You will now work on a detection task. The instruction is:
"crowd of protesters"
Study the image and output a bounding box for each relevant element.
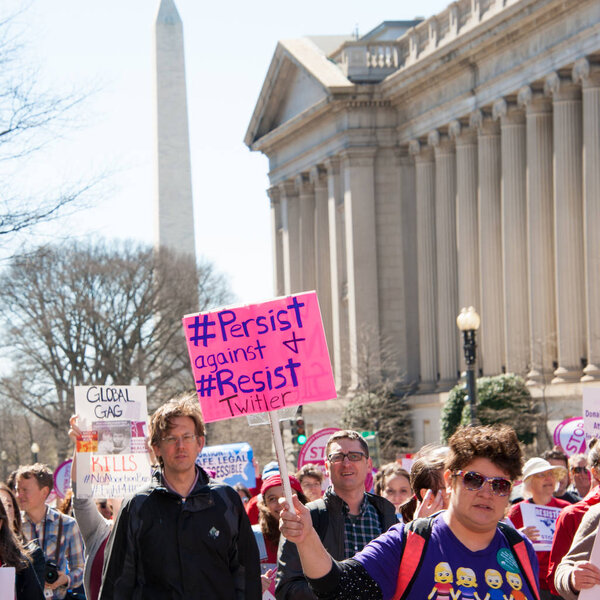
[2,402,600,600]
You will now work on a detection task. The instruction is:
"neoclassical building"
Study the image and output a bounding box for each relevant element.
[245,0,600,449]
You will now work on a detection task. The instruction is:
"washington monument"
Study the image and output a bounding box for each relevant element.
[154,0,196,260]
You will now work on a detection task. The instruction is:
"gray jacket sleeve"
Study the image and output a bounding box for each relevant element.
[554,503,600,600]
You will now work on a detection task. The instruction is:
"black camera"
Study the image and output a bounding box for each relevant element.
[44,560,59,584]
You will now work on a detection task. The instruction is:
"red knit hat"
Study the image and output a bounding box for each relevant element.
[260,474,303,496]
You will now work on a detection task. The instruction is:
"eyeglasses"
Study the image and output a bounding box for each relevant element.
[327,451,367,463]
[161,433,198,446]
[454,470,512,497]
[572,466,589,474]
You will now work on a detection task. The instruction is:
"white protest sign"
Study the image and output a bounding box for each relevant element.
[0,567,15,600]
[196,442,256,488]
[583,387,600,442]
[74,385,152,499]
[520,503,563,551]
[580,525,600,600]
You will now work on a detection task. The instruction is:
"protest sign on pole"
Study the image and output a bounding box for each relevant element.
[583,388,600,442]
[519,503,563,551]
[182,292,336,422]
[183,292,336,508]
[196,442,256,488]
[74,385,152,499]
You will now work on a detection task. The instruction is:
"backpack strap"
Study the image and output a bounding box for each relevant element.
[497,521,541,600]
[391,516,435,600]
[54,514,63,565]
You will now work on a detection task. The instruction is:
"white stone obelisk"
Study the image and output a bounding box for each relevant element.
[154,0,196,260]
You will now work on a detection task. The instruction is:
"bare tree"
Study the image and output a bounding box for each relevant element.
[0,241,232,460]
[342,329,415,460]
[0,5,97,242]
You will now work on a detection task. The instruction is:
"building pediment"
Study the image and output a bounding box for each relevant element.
[245,38,355,149]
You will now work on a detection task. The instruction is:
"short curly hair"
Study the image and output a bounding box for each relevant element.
[445,425,523,481]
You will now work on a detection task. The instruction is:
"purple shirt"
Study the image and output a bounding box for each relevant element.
[353,515,539,600]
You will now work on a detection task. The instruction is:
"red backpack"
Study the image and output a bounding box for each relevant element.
[391,517,540,600]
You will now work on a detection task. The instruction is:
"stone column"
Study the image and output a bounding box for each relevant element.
[310,166,333,356]
[545,72,585,383]
[471,109,505,376]
[325,157,349,391]
[341,148,380,389]
[296,174,316,293]
[573,59,600,381]
[410,140,438,391]
[518,86,557,384]
[279,180,300,295]
[429,130,459,388]
[449,121,480,315]
[493,99,530,376]
[267,186,284,297]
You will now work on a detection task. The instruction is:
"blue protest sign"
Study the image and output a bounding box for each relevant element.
[196,442,256,488]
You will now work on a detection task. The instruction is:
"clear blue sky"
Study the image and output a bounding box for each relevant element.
[4,0,450,304]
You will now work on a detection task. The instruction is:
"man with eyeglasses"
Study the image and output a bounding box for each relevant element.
[100,394,261,599]
[568,454,592,499]
[276,430,396,599]
[279,425,540,600]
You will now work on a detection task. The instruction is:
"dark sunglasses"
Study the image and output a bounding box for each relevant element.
[454,470,512,497]
[327,451,367,463]
[572,466,589,474]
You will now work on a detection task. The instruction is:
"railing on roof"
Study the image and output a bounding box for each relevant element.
[330,0,513,82]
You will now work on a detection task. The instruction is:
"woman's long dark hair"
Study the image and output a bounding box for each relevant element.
[0,482,23,536]
[0,493,30,572]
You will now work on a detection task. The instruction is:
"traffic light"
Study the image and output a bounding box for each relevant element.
[296,416,307,445]
[291,408,307,445]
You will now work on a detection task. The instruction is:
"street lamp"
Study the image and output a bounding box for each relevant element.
[30,442,40,463]
[457,306,481,424]
[0,450,7,481]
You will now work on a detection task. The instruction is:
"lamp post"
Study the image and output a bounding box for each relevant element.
[0,450,7,481]
[457,306,481,424]
[30,442,40,463]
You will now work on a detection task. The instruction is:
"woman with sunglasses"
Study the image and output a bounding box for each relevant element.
[279,424,540,600]
[507,457,570,599]
[0,492,44,599]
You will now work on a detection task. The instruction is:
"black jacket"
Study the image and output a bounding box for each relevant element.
[15,561,44,600]
[275,490,396,599]
[99,466,261,600]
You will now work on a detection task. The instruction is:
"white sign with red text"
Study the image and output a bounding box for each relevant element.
[74,385,152,499]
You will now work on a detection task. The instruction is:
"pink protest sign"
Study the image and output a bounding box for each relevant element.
[554,417,586,456]
[183,292,336,422]
[53,459,73,499]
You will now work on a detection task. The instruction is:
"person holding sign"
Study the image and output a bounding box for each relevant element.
[278,425,540,600]
[507,457,570,598]
[276,430,397,599]
[99,394,261,600]
[0,497,44,599]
